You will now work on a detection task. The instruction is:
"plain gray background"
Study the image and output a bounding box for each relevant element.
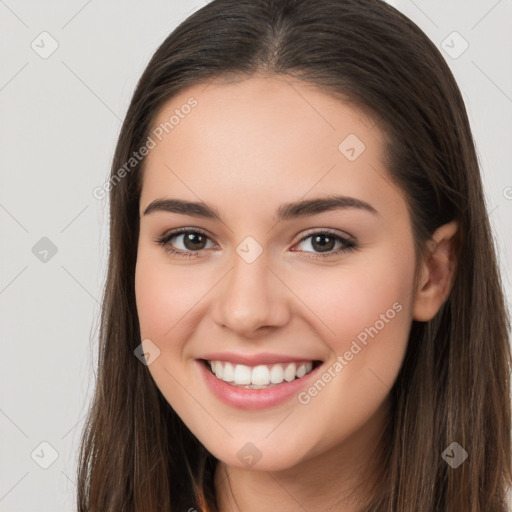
[1,0,511,510]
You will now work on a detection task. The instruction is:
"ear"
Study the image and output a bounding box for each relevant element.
[412,220,459,322]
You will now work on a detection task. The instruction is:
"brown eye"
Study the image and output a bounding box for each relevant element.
[182,232,207,251]
[293,230,358,258]
[155,229,215,257]
[310,234,336,252]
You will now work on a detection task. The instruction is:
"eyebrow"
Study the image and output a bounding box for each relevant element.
[142,195,378,221]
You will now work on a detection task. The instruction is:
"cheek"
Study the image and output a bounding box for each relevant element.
[291,243,415,345]
[135,257,171,340]
[135,248,208,342]
[287,243,415,417]
[134,248,204,404]
[287,259,414,458]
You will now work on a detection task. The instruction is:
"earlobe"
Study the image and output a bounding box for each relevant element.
[412,220,459,322]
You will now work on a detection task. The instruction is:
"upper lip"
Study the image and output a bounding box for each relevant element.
[199,352,321,366]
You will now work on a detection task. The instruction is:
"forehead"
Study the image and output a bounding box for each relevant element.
[140,75,404,221]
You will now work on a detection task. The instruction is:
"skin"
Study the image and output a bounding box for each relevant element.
[135,74,458,512]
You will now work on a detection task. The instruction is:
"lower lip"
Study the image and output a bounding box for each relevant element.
[197,360,322,410]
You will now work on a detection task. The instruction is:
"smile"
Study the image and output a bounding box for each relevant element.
[205,360,320,388]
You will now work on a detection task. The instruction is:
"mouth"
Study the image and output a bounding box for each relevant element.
[200,359,323,389]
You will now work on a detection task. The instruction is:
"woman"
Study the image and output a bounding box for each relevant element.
[77,0,512,510]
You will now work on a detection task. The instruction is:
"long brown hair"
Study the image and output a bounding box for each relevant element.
[77,0,512,510]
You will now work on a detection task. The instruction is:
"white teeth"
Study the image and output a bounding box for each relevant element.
[296,363,307,379]
[222,362,234,382]
[233,364,252,385]
[284,363,296,382]
[207,360,317,387]
[270,364,284,384]
[212,361,223,379]
[251,365,271,386]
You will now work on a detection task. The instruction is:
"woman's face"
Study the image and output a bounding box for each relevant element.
[135,75,417,472]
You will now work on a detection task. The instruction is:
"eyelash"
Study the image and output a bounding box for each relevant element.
[154,227,358,259]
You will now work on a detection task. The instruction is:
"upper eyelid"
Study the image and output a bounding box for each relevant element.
[159,227,216,245]
[296,227,355,242]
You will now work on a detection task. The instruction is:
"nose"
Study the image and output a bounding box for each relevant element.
[213,249,291,337]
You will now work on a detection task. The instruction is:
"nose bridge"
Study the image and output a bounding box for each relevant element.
[215,240,289,334]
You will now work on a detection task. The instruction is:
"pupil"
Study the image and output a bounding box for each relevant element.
[184,233,206,250]
[312,234,334,252]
